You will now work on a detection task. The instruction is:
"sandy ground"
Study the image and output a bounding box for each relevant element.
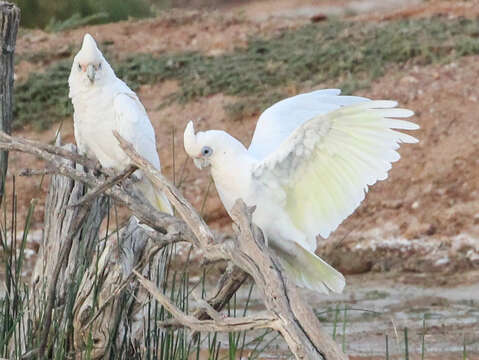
[6,0,479,358]
[223,271,479,359]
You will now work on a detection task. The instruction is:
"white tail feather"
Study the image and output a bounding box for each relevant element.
[272,242,345,294]
[136,177,173,215]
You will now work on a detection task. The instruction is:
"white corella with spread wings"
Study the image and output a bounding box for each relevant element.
[184,89,418,294]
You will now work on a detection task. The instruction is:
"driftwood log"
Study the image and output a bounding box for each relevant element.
[1,130,347,360]
[0,2,19,199]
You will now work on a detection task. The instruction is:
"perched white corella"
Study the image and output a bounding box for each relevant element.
[184,89,418,294]
[68,34,172,214]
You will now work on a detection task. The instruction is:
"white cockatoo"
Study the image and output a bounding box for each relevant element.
[184,89,418,294]
[68,34,172,214]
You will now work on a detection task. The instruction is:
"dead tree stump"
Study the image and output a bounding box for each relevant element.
[0,2,19,199]
[32,142,172,359]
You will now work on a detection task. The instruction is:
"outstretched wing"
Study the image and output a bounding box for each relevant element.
[114,93,161,169]
[248,89,368,160]
[252,100,418,240]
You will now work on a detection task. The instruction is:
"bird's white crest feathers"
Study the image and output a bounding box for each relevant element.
[80,33,100,60]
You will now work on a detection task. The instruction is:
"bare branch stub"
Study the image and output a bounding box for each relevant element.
[195,263,249,320]
[69,164,137,207]
[18,167,57,176]
[134,270,278,333]
[0,2,20,199]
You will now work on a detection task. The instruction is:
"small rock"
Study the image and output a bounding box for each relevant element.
[310,13,328,23]
[56,44,71,57]
[25,33,48,43]
[425,224,437,236]
[400,75,418,84]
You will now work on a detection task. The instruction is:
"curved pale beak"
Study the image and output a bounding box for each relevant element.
[86,64,96,83]
[193,157,208,169]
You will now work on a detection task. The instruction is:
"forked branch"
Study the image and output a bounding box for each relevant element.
[0,130,347,359]
[114,132,347,360]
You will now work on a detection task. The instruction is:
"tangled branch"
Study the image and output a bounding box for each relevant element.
[0,130,347,360]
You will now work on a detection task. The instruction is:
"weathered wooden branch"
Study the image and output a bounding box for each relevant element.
[0,132,246,328]
[0,131,189,235]
[229,202,347,360]
[114,132,347,360]
[72,217,151,359]
[18,167,57,176]
[0,2,19,199]
[31,143,187,359]
[135,270,279,333]
[69,164,137,207]
[31,142,110,358]
[2,130,347,359]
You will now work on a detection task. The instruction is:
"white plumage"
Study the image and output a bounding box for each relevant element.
[184,89,419,294]
[69,34,172,214]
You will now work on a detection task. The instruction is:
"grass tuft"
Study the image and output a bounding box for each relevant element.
[404,327,409,360]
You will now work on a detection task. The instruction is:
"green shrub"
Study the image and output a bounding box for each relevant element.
[14,0,152,29]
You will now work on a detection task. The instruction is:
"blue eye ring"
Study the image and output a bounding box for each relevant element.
[201,146,213,157]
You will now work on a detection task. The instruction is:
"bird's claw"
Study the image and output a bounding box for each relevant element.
[93,164,103,177]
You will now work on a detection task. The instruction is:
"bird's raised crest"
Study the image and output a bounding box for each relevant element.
[183,121,198,156]
[79,33,100,60]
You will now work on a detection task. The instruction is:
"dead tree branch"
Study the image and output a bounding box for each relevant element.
[69,164,137,208]
[0,131,191,236]
[0,131,244,326]
[2,130,347,359]
[114,132,347,360]
[0,2,20,199]
[135,270,278,333]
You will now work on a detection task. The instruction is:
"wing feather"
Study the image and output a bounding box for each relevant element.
[114,93,161,170]
[253,99,418,240]
[248,89,369,160]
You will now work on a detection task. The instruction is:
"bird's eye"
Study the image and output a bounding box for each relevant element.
[201,146,213,157]
[77,63,82,71]
[98,62,102,70]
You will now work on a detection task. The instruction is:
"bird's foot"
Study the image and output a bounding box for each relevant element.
[93,163,103,177]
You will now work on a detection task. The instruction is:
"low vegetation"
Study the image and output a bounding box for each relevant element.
[14,17,479,130]
[15,0,152,29]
